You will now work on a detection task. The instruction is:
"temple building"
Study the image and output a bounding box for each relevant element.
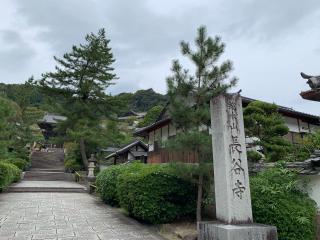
[37,113,67,140]
[135,97,320,163]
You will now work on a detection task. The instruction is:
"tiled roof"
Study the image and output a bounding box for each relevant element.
[40,113,67,124]
[135,95,320,136]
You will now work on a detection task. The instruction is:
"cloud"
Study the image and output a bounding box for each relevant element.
[218,0,320,41]
[1,0,320,115]
[0,29,35,71]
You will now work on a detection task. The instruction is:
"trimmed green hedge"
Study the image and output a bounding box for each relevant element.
[96,164,126,206]
[251,167,317,240]
[97,162,316,236]
[96,163,197,224]
[3,157,29,170]
[0,162,21,191]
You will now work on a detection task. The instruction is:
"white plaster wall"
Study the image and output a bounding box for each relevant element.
[155,128,161,142]
[148,131,154,151]
[300,175,320,208]
[127,152,134,160]
[162,125,168,141]
[169,123,176,136]
[137,146,145,151]
[299,120,310,133]
[283,116,300,132]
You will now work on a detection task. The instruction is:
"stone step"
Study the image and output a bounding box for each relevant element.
[24,171,74,181]
[29,168,65,172]
[30,150,65,170]
[7,187,86,193]
[7,181,87,193]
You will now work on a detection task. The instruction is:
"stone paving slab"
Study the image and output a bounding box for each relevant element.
[0,192,164,240]
[8,181,87,193]
[9,181,85,188]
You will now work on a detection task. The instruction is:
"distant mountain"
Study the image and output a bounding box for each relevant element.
[118,88,167,112]
[0,83,167,114]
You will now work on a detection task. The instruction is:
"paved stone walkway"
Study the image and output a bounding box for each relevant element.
[8,181,87,193]
[0,192,164,240]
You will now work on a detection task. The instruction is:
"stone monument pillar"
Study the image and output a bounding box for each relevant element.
[198,93,277,240]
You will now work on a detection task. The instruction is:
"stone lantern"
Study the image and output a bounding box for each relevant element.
[87,154,97,181]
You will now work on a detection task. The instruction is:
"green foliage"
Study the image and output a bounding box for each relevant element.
[96,165,126,206]
[103,120,132,146]
[32,28,117,166]
[115,89,167,114]
[247,150,262,162]
[166,131,212,163]
[0,97,32,157]
[117,164,197,224]
[138,105,163,127]
[129,89,167,112]
[23,106,45,126]
[289,131,320,161]
[166,26,237,221]
[96,163,197,224]
[0,83,45,110]
[244,101,291,161]
[3,158,29,170]
[251,167,316,240]
[0,162,21,191]
[63,142,84,172]
[1,81,168,119]
[166,25,236,161]
[64,159,83,172]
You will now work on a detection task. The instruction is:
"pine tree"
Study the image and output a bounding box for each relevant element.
[34,28,117,168]
[243,101,290,161]
[166,26,237,222]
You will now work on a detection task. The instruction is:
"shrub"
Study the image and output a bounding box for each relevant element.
[3,157,29,170]
[247,150,262,162]
[0,162,21,191]
[96,165,123,205]
[251,166,316,240]
[117,164,197,224]
[63,142,83,172]
[96,163,144,206]
[64,158,83,172]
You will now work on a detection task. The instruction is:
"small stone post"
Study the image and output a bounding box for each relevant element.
[198,93,277,240]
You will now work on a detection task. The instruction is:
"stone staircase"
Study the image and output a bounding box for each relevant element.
[29,150,65,170]
[23,149,73,181]
[8,148,86,192]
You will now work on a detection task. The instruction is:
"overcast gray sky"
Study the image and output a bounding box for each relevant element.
[1,0,320,114]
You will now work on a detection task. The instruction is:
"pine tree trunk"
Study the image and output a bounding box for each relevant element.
[79,138,88,169]
[197,173,204,223]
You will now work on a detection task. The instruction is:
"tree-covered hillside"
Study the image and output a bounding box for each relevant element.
[0,83,167,114]
[115,88,167,113]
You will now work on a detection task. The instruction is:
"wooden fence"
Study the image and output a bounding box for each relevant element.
[148,149,198,164]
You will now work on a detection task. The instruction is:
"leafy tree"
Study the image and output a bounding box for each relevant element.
[113,89,167,115]
[166,26,237,222]
[0,97,15,154]
[251,165,316,240]
[0,82,46,110]
[33,28,117,168]
[23,106,45,126]
[243,101,290,161]
[0,97,31,159]
[288,130,320,162]
[129,89,167,112]
[138,105,163,127]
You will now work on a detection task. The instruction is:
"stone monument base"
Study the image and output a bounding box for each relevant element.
[198,221,278,240]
